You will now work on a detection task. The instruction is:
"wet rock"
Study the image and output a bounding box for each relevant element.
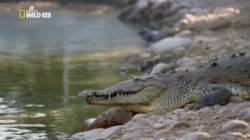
[218,120,248,133]
[169,121,191,130]
[231,102,250,114]
[139,28,161,42]
[180,111,198,120]
[180,132,211,140]
[150,37,192,54]
[151,123,165,130]
[239,107,250,122]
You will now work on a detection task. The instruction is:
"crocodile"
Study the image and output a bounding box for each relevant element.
[79,52,250,130]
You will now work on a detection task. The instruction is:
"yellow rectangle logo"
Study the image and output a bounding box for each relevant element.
[19,10,26,19]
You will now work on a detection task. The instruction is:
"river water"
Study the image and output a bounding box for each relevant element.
[0,6,143,139]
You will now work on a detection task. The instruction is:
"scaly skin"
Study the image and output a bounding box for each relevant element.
[79,53,250,130]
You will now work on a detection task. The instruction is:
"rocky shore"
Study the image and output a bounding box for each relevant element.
[67,0,250,139]
[71,101,250,139]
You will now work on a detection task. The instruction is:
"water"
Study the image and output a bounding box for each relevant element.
[0,6,143,139]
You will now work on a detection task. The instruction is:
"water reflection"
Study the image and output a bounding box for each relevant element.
[0,6,142,139]
[63,43,69,107]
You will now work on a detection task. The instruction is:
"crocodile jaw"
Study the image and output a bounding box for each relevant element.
[79,78,166,107]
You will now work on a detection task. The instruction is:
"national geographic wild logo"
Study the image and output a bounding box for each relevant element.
[19,6,51,19]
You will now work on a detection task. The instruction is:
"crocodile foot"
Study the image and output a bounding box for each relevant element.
[81,108,134,131]
[190,84,232,110]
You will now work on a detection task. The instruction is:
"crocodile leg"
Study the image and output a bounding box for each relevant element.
[82,108,134,131]
[191,84,232,110]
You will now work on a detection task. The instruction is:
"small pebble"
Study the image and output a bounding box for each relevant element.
[218,120,249,133]
[121,133,141,140]
[169,121,191,130]
[217,108,230,118]
[230,96,246,103]
[164,119,178,126]
[151,123,165,130]
[180,132,211,140]
[132,118,150,129]
[219,133,237,140]
[132,114,148,121]
[239,107,250,122]
[180,111,198,120]
[154,129,169,139]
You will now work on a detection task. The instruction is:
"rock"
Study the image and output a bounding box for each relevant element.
[197,107,212,114]
[150,37,192,54]
[69,128,103,140]
[175,30,192,37]
[70,126,125,140]
[151,123,165,130]
[239,107,250,122]
[150,63,172,75]
[147,115,164,123]
[101,125,126,138]
[193,35,219,44]
[172,109,185,116]
[81,118,96,131]
[176,57,195,67]
[154,129,169,139]
[132,114,148,121]
[217,108,231,118]
[169,121,191,130]
[125,51,152,66]
[180,111,198,120]
[231,102,250,114]
[121,133,141,140]
[219,133,237,140]
[164,119,178,126]
[230,96,246,103]
[218,120,249,133]
[124,120,134,129]
[132,118,150,129]
[180,132,211,140]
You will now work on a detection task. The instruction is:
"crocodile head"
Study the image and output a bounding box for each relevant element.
[79,76,167,112]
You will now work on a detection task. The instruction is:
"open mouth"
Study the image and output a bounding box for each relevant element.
[86,88,144,100]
